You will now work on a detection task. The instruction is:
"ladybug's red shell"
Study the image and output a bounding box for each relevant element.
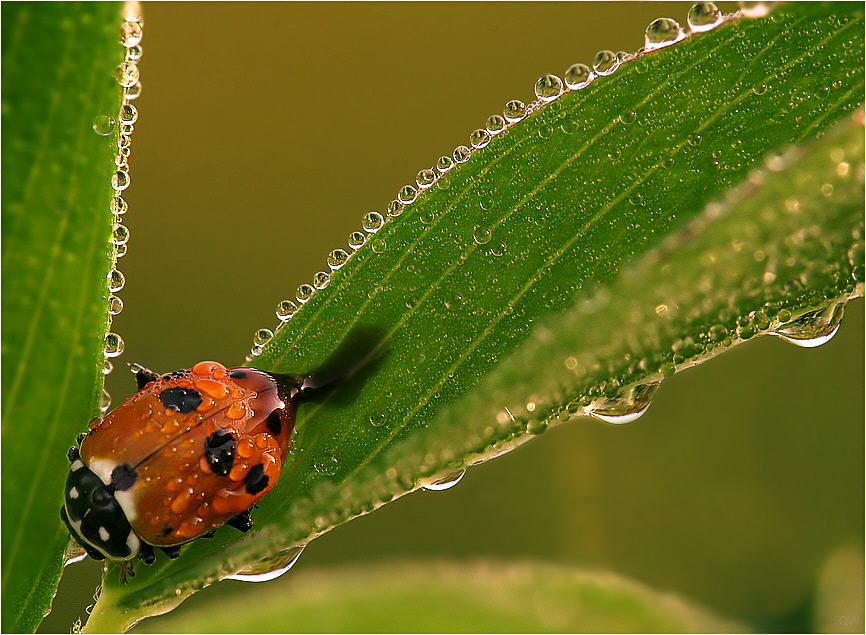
[79,361,293,547]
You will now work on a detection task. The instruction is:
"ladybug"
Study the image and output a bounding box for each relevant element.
[61,361,317,570]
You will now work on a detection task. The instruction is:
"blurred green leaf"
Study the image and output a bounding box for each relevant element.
[85,4,864,631]
[813,548,865,634]
[136,560,748,634]
[1,2,124,632]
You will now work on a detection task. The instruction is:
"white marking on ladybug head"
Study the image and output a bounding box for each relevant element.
[98,526,110,542]
[69,487,79,499]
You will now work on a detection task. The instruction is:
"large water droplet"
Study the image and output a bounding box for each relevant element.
[120,20,143,47]
[107,268,125,292]
[111,170,130,191]
[688,2,722,32]
[416,169,436,189]
[470,129,491,148]
[423,469,466,491]
[115,61,140,88]
[398,185,418,205]
[486,115,506,134]
[453,145,471,163]
[348,231,367,250]
[107,295,123,315]
[92,114,115,136]
[772,302,846,347]
[327,248,349,270]
[362,212,384,233]
[110,196,127,215]
[227,545,306,582]
[276,299,298,321]
[63,539,88,568]
[104,332,124,357]
[534,75,563,101]
[436,156,454,173]
[564,63,593,89]
[644,18,684,50]
[296,284,314,303]
[589,382,660,424]
[473,226,492,245]
[593,50,619,76]
[313,271,330,289]
[503,100,526,123]
[369,411,386,427]
[118,103,138,125]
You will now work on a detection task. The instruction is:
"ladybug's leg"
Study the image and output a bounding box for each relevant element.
[67,446,80,462]
[119,561,135,584]
[76,432,86,444]
[132,365,159,390]
[138,542,155,565]
[226,510,253,533]
[160,545,181,559]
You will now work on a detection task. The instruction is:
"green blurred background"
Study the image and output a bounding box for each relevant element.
[39,3,863,632]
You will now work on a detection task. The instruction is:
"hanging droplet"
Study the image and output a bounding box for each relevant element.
[227,545,306,583]
[99,389,112,414]
[470,129,491,148]
[296,284,314,303]
[252,329,273,347]
[112,224,130,245]
[772,302,846,347]
[416,169,436,189]
[564,63,593,89]
[92,114,115,136]
[423,469,466,491]
[486,114,506,134]
[276,299,298,320]
[111,170,130,191]
[593,50,619,76]
[688,2,722,32]
[348,231,367,250]
[102,360,114,375]
[453,145,472,163]
[503,100,526,122]
[104,332,125,358]
[118,103,138,125]
[125,44,143,62]
[436,156,454,173]
[387,200,405,217]
[398,185,418,205]
[589,382,660,424]
[120,20,143,47]
[362,211,384,233]
[327,248,349,270]
[107,268,125,292]
[313,271,330,289]
[107,295,123,315]
[109,196,128,215]
[534,74,563,101]
[125,81,142,100]
[644,18,684,50]
[115,61,140,87]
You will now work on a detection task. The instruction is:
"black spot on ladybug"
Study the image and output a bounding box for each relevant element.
[244,463,269,494]
[158,387,202,413]
[228,369,247,379]
[161,527,173,537]
[265,410,282,435]
[110,464,138,491]
[165,369,191,380]
[204,429,236,476]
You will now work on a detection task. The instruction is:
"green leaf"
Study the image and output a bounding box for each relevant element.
[88,3,864,630]
[136,561,747,634]
[1,3,124,632]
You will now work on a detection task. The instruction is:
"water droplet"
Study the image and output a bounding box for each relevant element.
[118,103,137,125]
[327,248,349,270]
[125,81,141,100]
[109,196,127,215]
[227,545,306,583]
[688,2,722,32]
[590,382,660,424]
[644,18,684,50]
[103,360,113,375]
[453,145,471,163]
[593,50,619,76]
[296,284,314,303]
[688,133,702,146]
[115,61,139,88]
[313,271,330,289]
[772,302,846,347]
[423,469,466,491]
[416,169,436,188]
[99,389,112,414]
[371,239,386,253]
[607,148,621,162]
[104,332,124,357]
[486,114,506,134]
[348,231,367,250]
[276,299,298,320]
[111,170,130,191]
[534,74,563,101]
[314,455,338,476]
[120,20,142,47]
[125,44,142,62]
[740,1,772,18]
[560,120,578,134]
[398,185,418,205]
[387,200,404,217]
[363,211,384,233]
[107,295,123,315]
[538,125,553,139]
[470,129,491,148]
[63,540,88,568]
[503,100,526,123]
[112,224,130,245]
[752,81,767,95]
[564,63,593,89]
[253,329,273,346]
[369,411,386,427]
[92,114,115,135]
[473,226,492,245]
[436,156,454,173]
[114,243,127,258]
[619,110,637,125]
[107,268,125,292]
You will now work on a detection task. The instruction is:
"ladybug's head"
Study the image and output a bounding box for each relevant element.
[60,458,140,561]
